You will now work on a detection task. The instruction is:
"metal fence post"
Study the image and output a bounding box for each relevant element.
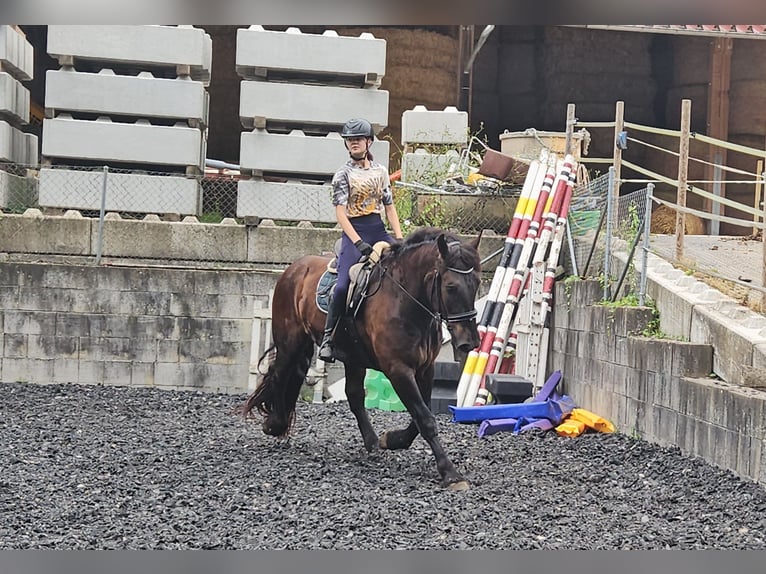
[639,183,654,306]
[95,165,108,265]
[604,166,615,301]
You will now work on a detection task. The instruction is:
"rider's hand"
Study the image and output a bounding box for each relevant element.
[354,239,373,257]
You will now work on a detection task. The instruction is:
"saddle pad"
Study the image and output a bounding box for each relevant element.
[315,269,336,314]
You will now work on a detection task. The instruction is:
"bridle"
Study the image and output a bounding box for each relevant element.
[379,241,478,326]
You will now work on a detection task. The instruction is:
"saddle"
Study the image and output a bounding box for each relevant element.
[316,238,390,316]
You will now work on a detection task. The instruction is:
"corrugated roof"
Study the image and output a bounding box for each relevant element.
[574,25,766,39]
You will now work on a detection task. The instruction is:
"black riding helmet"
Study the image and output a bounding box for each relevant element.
[341,118,375,140]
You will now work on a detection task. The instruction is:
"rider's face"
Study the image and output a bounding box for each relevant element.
[345,137,368,158]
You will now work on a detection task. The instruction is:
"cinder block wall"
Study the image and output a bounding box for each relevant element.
[0,261,280,394]
[549,278,766,485]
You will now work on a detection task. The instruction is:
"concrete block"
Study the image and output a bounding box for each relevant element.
[1,357,53,383]
[94,216,247,261]
[39,168,199,215]
[401,149,461,185]
[0,120,36,164]
[42,117,202,167]
[239,81,388,131]
[2,310,56,336]
[103,360,133,387]
[0,72,30,124]
[46,69,207,122]
[52,357,79,383]
[0,26,34,81]
[401,106,468,145]
[157,339,179,363]
[47,25,212,84]
[0,169,37,210]
[247,223,338,264]
[239,130,389,175]
[154,361,249,392]
[237,179,336,223]
[236,26,385,86]
[27,334,78,359]
[78,360,105,384]
[671,340,713,378]
[0,211,91,255]
[131,362,155,387]
[691,303,766,386]
[3,332,27,357]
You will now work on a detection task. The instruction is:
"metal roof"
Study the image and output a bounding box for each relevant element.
[573,25,766,39]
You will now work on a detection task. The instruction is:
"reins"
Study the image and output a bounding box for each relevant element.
[375,241,478,326]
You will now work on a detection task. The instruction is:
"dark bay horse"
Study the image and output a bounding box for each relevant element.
[242,227,482,490]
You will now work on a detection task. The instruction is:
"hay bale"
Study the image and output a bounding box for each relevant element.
[731,39,766,81]
[671,36,711,86]
[664,85,708,132]
[650,204,705,234]
[729,79,766,136]
[544,73,657,105]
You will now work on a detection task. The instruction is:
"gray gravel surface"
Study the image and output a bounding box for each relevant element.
[2,382,766,550]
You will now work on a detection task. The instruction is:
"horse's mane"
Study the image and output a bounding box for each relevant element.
[385,227,479,270]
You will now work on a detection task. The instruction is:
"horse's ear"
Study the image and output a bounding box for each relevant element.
[469,230,483,250]
[437,233,450,259]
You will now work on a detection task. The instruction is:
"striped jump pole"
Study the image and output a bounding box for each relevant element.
[455,151,549,408]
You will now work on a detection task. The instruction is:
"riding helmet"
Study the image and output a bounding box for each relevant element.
[341,118,375,140]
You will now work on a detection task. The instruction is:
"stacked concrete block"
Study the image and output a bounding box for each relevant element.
[39,25,212,216]
[0,25,37,209]
[236,26,389,223]
[400,105,468,185]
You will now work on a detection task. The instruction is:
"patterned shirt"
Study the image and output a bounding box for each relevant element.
[331,159,393,218]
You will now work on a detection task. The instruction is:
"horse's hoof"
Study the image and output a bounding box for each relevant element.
[379,433,388,450]
[446,480,470,492]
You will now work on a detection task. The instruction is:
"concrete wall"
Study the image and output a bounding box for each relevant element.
[0,209,503,266]
[550,278,766,485]
[0,260,279,394]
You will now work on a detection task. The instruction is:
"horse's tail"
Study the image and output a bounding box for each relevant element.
[241,344,278,418]
[240,339,313,438]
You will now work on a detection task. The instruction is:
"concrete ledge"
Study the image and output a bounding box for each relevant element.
[39,168,200,215]
[0,210,91,255]
[0,120,37,165]
[96,215,248,262]
[42,117,202,167]
[237,179,336,223]
[239,81,388,131]
[247,221,338,263]
[46,69,207,122]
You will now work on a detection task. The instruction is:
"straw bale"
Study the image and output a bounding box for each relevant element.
[671,36,711,86]
[729,80,766,136]
[382,65,456,104]
[731,39,766,81]
[650,204,705,235]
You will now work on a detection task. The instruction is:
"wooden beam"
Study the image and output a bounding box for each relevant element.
[704,37,733,233]
[677,99,691,261]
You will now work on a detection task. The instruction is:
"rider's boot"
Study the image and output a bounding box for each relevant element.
[318,295,344,363]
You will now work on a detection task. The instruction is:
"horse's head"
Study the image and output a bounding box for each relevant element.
[435,231,483,364]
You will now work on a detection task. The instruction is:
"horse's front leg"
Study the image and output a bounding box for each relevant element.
[344,363,379,452]
[385,365,469,491]
[379,363,434,451]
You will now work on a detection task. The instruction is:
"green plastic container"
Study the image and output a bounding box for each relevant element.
[364,369,406,412]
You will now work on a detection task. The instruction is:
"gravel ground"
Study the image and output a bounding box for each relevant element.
[2,381,766,550]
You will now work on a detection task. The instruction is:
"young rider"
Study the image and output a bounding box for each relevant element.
[317,118,404,363]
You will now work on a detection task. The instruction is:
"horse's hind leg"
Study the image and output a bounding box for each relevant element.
[344,363,379,452]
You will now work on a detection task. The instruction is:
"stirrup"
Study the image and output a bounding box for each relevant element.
[318,340,335,363]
